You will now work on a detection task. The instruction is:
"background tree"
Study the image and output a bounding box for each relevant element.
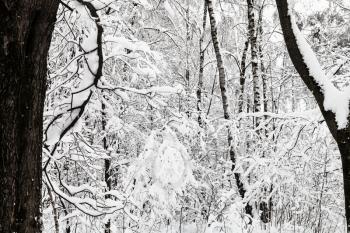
[40,0,350,232]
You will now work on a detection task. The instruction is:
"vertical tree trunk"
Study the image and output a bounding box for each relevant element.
[197,0,208,127]
[0,1,59,232]
[185,0,191,117]
[275,1,350,231]
[257,5,267,114]
[45,182,59,233]
[206,0,253,218]
[238,38,249,114]
[206,0,229,119]
[102,99,112,233]
[257,3,272,224]
[247,0,261,125]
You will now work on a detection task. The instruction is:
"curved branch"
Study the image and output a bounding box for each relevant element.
[276,0,350,230]
[275,0,349,138]
[44,0,107,218]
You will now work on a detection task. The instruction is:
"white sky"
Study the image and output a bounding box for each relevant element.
[293,0,329,15]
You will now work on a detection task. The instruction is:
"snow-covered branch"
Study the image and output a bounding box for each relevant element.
[276,0,350,133]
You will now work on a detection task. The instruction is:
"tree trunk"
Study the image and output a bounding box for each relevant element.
[238,38,249,114]
[257,5,267,115]
[184,0,191,117]
[102,98,112,233]
[257,3,272,224]
[197,0,208,127]
[247,0,261,126]
[45,182,59,233]
[206,0,253,219]
[275,1,350,231]
[0,1,58,232]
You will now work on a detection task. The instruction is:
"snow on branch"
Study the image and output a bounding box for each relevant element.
[283,2,350,129]
[44,0,108,217]
[287,7,350,129]
[44,0,103,151]
[276,0,350,130]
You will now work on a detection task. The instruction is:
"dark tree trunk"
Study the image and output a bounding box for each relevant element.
[257,5,267,115]
[275,1,350,231]
[0,0,58,232]
[247,0,260,124]
[238,38,249,114]
[102,99,111,233]
[197,0,207,127]
[184,0,191,118]
[257,3,272,224]
[206,0,253,219]
[206,0,229,119]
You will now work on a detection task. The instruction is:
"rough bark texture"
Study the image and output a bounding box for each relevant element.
[247,0,261,121]
[185,0,191,118]
[197,0,208,127]
[257,5,267,114]
[206,0,253,218]
[276,0,350,231]
[206,0,229,119]
[0,0,59,232]
[238,38,249,114]
[257,3,272,223]
[101,96,111,233]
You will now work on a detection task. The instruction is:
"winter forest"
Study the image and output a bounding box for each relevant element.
[1,0,350,232]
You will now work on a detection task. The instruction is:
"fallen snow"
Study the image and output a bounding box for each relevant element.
[125,128,195,211]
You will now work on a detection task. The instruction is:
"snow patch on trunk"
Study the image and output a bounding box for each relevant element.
[288,5,350,129]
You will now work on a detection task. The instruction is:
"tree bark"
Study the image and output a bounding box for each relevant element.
[275,0,350,231]
[0,1,58,232]
[102,98,111,233]
[247,0,261,126]
[257,4,267,114]
[206,0,229,120]
[257,3,272,223]
[206,0,253,219]
[45,182,59,233]
[238,38,249,114]
[184,0,191,117]
[197,0,208,127]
